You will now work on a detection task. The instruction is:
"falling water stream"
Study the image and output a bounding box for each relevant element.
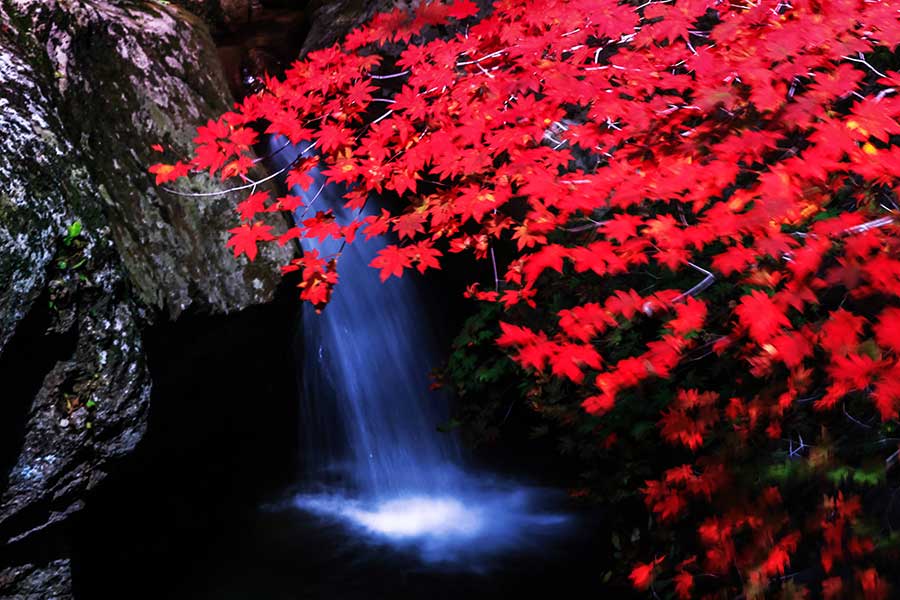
[267,138,570,565]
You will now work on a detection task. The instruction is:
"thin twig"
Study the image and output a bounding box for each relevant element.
[457,48,508,66]
[843,53,887,78]
[368,70,410,80]
[161,165,289,198]
[843,402,874,429]
[490,245,500,292]
[672,262,716,304]
[253,139,292,164]
[295,183,327,220]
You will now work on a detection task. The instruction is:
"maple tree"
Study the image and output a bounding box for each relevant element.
[153,0,900,596]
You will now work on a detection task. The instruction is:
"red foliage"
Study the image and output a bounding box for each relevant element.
[153,0,900,595]
[629,555,665,591]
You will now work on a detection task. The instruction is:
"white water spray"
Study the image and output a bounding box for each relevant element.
[267,137,568,563]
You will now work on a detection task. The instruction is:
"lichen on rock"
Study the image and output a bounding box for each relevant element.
[0,19,152,588]
[0,1,297,595]
[4,0,292,320]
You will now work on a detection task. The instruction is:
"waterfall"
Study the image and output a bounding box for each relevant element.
[268,138,461,497]
[266,137,569,564]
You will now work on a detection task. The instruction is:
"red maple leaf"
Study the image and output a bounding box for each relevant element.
[149,161,190,184]
[629,556,665,591]
[409,240,442,273]
[286,156,319,191]
[266,113,314,145]
[558,303,617,342]
[673,571,694,600]
[522,244,569,285]
[828,353,886,390]
[549,343,602,383]
[316,123,353,153]
[226,222,275,261]
[581,392,615,415]
[363,209,393,239]
[497,322,539,346]
[447,0,478,20]
[600,213,644,243]
[369,244,413,281]
[874,307,900,354]
[193,118,229,146]
[192,142,228,173]
[302,211,343,242]
[735,290,791,343]
[873,372,900,421]
[515,337,556,371]
[273,194,304,213]
[770,332,813,368]
[712,244,757,276]
[820,309,866,357]
[668,297,708,336]
[512,224,548,251]
[235,191,270,221]
[643,4,694,43]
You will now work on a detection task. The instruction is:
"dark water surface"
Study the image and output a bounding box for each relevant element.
[67,281,625,599]
[75,484,619,599]
[167,495,608,599]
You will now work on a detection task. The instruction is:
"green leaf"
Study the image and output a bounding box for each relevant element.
[826,466,852,485]
[851,468,883,487]
[67,220,82,239]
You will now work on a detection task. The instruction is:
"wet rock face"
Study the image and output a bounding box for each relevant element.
[300,0,395,56]
[1,0,433,595]
[0,39,75,355]
[0,29,151,596]
[212,4,306,99]
[174,0,261,35]
[0,560,72,600]
[0,0,293,596]
[299,0,495,58]
[4,0,292,318]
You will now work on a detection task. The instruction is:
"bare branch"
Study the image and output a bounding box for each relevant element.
[672,262,716,304]
[161,165,289,198]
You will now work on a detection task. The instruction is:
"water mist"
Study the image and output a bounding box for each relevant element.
[267,137,569,565]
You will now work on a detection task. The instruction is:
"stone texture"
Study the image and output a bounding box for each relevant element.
[174,0,261,35]
[0,0,431,594]
[0,28,151,595]
[3,0,292,318]
[300,0,394,57]
[0,560,72,600]
[298,0,492,58]
[0,34,77,354]
[0,0,294,595]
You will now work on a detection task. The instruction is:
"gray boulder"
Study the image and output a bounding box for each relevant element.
[0,0,292,595]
